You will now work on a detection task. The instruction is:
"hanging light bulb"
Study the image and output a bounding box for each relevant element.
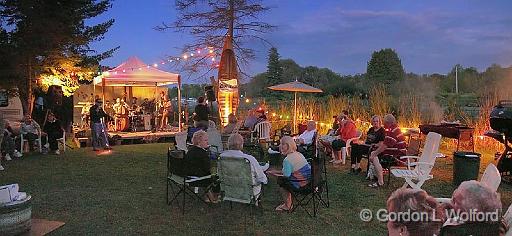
[183,55,188,59]
[153,63,158,67]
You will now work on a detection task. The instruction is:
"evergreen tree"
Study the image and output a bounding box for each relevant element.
[366,48,405,87]
[264,47,282,97]
[0,0,117,113]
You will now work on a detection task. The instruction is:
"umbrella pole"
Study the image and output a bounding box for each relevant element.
[294,91,297,134]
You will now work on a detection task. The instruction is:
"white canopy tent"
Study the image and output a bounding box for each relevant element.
[93,56,182,131]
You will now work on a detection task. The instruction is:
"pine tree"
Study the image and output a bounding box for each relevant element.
[265,47,282,97]
[366,48,405,87]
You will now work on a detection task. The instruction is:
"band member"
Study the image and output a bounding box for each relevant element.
[89,99,111,151]
[130,97,139,111]
[140,98,152,114]
[160,96,172,130]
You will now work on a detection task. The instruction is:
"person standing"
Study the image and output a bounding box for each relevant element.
[160,96,172,130]
[89,99,111,151]
[42,113,64,155]
[194,96,210,129]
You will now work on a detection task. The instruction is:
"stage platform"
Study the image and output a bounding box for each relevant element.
[74,130,179,147]
[109,130,178,140]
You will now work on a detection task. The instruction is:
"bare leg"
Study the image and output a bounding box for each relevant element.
[278,187,292,209]
[370,155,384,185]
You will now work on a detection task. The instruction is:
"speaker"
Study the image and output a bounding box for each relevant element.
[204,86,216,101]
[47,85,63,107]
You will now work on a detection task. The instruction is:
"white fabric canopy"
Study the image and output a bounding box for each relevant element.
[93,56,180,87]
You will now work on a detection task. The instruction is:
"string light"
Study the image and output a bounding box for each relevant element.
[96,46,220,74]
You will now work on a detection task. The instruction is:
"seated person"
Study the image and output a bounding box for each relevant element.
[387,188,445,236]
[1,120,22,160]
[368,114,407,187]
[327,115,339,135]
[21,115,42,152]
[220,133,268,198]
[184,130,220,203]
[330,110,358,165]
[42,112,64,155]
[275,136,311,212]
[296,120,317,146]
[295,120,317,155]
[222,113,238,135]
[440,180,505,235]
[350,115,384,174]
[242,110,258,130]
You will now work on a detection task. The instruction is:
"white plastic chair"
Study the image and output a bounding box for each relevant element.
[436,163,501,204]
[57,132,66,152]
[390,132,442,190]
[342,130,363,165]
[252,121,271,143]
[20,132,42,154]
[175,131,188,152]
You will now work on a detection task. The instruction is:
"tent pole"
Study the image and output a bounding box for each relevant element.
[177,76,182,132]
[294,91,297,134]
[101,78,105,110]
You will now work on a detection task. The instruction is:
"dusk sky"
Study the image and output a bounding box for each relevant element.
[90,0,512,83]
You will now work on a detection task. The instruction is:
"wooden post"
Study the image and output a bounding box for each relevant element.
[177,76,182,132]
[101,77,105,110]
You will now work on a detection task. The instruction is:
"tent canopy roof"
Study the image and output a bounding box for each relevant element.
[93,56,180,87]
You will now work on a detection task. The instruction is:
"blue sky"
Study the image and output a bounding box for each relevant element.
[90,0,512,83]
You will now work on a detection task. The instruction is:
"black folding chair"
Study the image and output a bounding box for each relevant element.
[289,154,329,217]
[166,148,216,215]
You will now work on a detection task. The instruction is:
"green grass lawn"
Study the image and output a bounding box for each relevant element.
[1,143,511,235]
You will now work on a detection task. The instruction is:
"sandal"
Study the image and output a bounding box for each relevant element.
[368,182,383,188]
[275,203,291,211]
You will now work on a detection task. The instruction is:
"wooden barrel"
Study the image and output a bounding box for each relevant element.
[0,195,32,236]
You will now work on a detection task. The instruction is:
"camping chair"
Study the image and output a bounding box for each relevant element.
[435,163,501,204]
[175,131,188,152]
[20,132,42,154]
[299,132,318,159]
[390,132,442,189]
[207,127,223,156]
[290,154,329,217]
[342,130,363,165]
[251,121,271,144]
[217,156,261,208]
[166,148,215,215]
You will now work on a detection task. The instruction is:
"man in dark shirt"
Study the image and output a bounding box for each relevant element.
[194,96,210,129]
[42,113,64,155]
[89,99,111,151]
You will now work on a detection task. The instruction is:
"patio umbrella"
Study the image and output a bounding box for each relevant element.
[268,80,323,133]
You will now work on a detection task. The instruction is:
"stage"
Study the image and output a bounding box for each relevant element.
[74,129,179,147]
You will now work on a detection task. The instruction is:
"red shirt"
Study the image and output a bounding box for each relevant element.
[337,120,358,142]
[383,124,407,155]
